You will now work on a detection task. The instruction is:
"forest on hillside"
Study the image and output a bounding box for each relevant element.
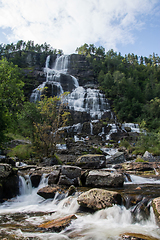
[0,41,160,149]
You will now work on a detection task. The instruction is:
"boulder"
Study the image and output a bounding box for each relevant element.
[106,152,126,164]
[0,164,19,201]
[30,171,42,188]
[77,188,122,210]
[152,197,160,225]
[76,154,106,169]
[57,165,82,186]
[143,151,156,162]
[37,185,58,199]
[0,163,12,178]
[61,165,81,179]
[86,170,124,187]
[58,174,76,186]
[48,170,60,185]
[122,162,154,172]
[38,214,77,232]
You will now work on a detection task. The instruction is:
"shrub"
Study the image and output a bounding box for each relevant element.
[7,144,34,160]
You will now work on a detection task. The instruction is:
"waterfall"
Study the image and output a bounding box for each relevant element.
[54,55,69,73]
[90,122,93,135]
[19,175,32,195]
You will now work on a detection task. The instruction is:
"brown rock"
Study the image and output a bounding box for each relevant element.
[77,188,122,210]
[38,214,77,232]
[37,185,58,199]
[122,162,154,172]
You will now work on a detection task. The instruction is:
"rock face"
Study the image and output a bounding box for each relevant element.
[77,188,122,210]
[76,154,106,169]
[38,214,77,232]
[68,54,95,86]
[86,170,124,187]
[0,163,19,201]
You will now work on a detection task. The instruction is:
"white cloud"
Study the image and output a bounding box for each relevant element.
[0,0,158,53]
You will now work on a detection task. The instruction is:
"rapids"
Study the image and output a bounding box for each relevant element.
[0,175,160,239]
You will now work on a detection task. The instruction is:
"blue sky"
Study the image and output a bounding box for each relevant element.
[0,0,159,57]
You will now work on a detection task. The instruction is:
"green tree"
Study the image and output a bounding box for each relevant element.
[0,58,24,141]
[33,93,70,156]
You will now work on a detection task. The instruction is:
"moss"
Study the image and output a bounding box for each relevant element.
[135,158,148,163]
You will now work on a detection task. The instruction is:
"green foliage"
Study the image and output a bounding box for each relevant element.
[133,132,160,155]
[0,58,24,143]
[135,158,148,163]
[7,144,34,160]
[33,93,70,156]
[119,139,131,149]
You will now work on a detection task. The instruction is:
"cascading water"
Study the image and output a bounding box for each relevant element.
[0,174,160,239]
[30,54,110,120]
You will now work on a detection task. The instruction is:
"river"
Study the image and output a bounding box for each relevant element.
[0,174,160,239]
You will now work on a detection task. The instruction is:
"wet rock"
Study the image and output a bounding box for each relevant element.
[77,188,122,210]
[106,151,126,164]
[76,154,106,169]
[48,170,60,185]
[121,233,157,240]
[38,214,77,232]
[143,151,156,162]
[30,171,42,188]
[37,185,58,199]
[152,197,160,225]
[86,170,124,187]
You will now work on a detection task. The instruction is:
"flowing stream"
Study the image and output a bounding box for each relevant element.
[0,175,160,239]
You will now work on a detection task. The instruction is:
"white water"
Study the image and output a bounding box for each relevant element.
[0,175,160,239]
[125,174,160,184]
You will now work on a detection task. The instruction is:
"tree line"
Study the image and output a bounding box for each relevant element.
[76,44,160,132]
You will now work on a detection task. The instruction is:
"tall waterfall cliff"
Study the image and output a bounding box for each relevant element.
[30,54,140,142]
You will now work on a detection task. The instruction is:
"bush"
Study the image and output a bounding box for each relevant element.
[7,144,34,160]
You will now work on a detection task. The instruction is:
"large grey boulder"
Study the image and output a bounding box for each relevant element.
[61,165,81,179]
[77,188,122,210]
[86,170,124,187]
[143,151,156,162]
[76,154,106,169]
[106,152,126,165]
[57,165,82,186]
